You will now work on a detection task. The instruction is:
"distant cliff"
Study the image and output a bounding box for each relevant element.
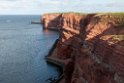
[42,13,62,30]
[42,13,124,83]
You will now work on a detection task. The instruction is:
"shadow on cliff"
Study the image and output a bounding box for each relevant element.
[43,14,62,29]
[56,14,124,83]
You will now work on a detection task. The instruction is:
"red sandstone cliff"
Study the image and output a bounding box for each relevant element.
[42,13,61,30]
[43,13,124,83]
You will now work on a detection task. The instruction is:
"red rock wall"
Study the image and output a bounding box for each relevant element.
[42,13,62,30]
[43,13,124,83]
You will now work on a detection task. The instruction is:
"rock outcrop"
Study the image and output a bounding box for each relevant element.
[42,13,62,30]
[43,13,124,83]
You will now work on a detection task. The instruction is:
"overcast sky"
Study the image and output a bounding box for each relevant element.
[0,0,124,15]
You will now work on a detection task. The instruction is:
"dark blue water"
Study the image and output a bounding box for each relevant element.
[0,15,59,83]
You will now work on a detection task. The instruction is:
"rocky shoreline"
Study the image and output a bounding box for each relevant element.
[45,38,64,83]
[42,12,124,83]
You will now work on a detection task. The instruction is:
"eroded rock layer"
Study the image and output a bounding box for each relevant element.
[42,13,124,83]
[42,13,62,30]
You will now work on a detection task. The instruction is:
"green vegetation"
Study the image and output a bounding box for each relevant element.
[44,12,124,15]
[44,11,87,15]
[43,12,124,27]
[109,13,124,28]
[93,12,124,27]
[112,35,124,41]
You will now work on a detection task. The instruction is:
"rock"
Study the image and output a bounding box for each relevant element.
[41,13,62,30]
[43,12,124,83]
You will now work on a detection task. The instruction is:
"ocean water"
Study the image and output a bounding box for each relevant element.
[0,15,59,83]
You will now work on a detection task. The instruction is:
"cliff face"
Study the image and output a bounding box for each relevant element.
[42,13,61,30]
[43,13,124,83]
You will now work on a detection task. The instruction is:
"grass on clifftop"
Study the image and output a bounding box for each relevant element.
[101,35,124,41]
[95,12,124,27]
[108,13,124,28]
[112,35,124,41]
[43,12,124,27]
[43,12,87,15]
[44,12,124,15]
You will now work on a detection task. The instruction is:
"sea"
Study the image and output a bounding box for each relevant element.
[0,15,60,83]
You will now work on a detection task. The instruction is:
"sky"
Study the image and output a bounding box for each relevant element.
[0,0,124,15]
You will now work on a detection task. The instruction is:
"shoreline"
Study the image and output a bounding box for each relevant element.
[45,38,64,83]
[43,28,59,31]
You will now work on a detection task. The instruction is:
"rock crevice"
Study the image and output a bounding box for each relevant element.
[42,13,124,83]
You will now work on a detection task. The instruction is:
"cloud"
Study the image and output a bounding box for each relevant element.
[0,0,124,14]
[0,0,60,9]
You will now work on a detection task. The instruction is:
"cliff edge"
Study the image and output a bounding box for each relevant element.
[42,13,124,83]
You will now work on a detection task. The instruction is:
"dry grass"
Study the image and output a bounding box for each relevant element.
[112,35,124,41]
[100,35,124,41]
